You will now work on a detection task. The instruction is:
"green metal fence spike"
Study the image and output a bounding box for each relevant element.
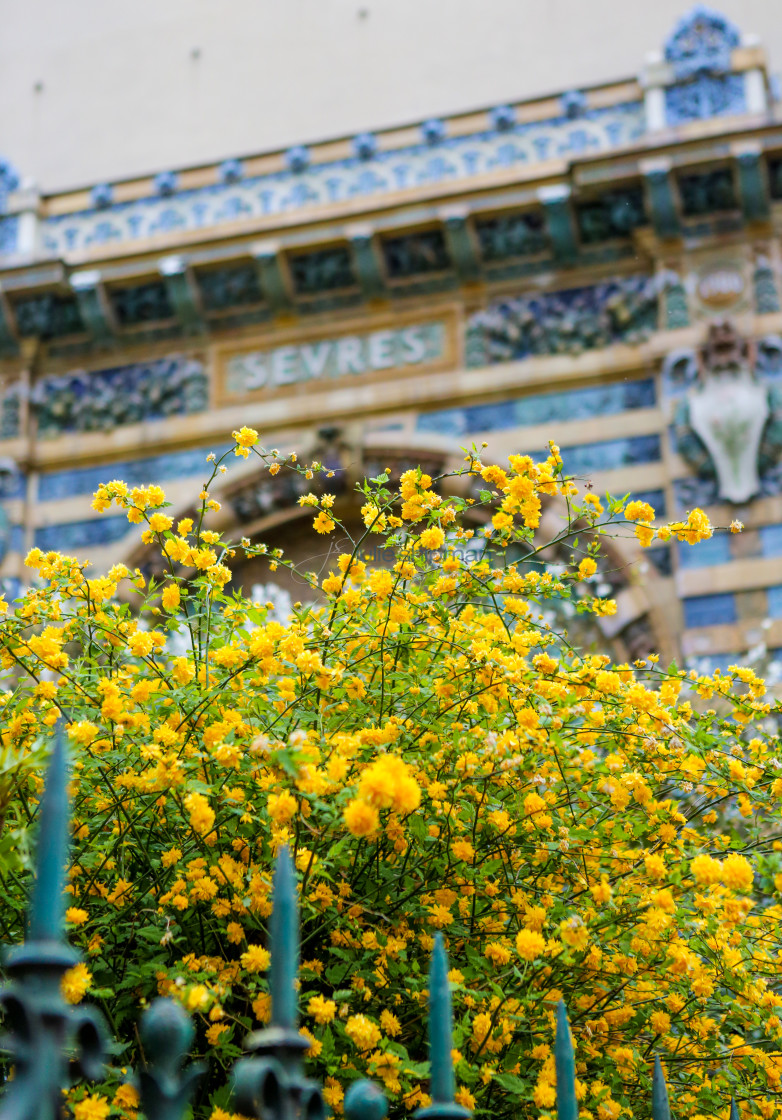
[414,933,470,1120]
[0,724,108,1120]
[233,847,331,1120]
[138,998,205,1120]
[730,1097,741,1120]
[344,1080,389,1120]
[652,1057,670,1120]
[29,725,69,944]
[429,932,456,1105]
[269,844,298,1031]
[555,1000,578,1120]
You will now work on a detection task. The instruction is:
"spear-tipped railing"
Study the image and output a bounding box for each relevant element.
[0,729,105,1120]
[0,727,746,1120]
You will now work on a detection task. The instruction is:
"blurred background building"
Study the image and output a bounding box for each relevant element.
[0,2,781,672]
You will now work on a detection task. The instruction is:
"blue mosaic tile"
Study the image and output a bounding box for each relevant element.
[685,651,737,674]
[560,434,660,474]
[683,592,737,628]
[0,468,25,500]
[760,524,782,558]
[416,378,656,437]
[677,534,731,569]
[767,585,782,619]
[34,354,207,436]
[38,444,232,502]
[9,524,23,553]
[34,515,131,552]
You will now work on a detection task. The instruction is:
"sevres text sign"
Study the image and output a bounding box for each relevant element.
[222,321,447,401]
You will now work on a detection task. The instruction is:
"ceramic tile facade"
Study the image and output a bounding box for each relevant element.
[37,445,231,502]
[34,515,131,551]
[677,534,732,569]
[683,592,738,628]
[32,104,645,260]
[415,378,655,436]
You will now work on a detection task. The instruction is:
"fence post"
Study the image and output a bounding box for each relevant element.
[555,1001,577,1120]
[414,932,470,1120]
[652,1056,670,1120]
[0,728,106,1120]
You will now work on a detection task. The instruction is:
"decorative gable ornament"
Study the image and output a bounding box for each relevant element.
[669,321,782,503]
[664,5,741,79]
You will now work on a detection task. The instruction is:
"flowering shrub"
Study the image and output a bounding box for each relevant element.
[1,431,782,1120]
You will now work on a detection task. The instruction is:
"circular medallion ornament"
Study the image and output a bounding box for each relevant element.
[696,266,745,310]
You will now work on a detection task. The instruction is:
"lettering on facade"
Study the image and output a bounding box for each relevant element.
[222,322,447,400]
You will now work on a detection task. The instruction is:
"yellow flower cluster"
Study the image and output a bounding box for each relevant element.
[1,434,775,1120]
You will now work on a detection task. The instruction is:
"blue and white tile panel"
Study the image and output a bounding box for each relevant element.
[33,104,644,259]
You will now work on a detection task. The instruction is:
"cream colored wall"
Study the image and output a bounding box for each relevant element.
[0,0,780,193]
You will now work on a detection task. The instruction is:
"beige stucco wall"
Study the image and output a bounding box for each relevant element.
[0,0,780,193]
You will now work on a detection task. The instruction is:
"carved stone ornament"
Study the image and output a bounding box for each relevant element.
[670,320,782,503]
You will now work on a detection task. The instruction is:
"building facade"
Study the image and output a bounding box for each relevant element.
[0,6,781,672]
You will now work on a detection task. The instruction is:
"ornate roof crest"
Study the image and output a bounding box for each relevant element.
[664,6,741,79]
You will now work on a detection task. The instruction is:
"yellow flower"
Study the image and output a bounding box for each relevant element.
[267,791,297,824]
[345,1014,381,1051]
[161,584,180,612]
[451,839,474,861]
[206,1022,230,1045]
[241,944,271,972]
[184,792,215,837]
[308,995,337,1024]
[161,847,182,867]
[233,426,259,449]
[634,522,655,548]
[73,1095,110,1120]
[419,526,445,550]
[186,984,211,1011]
[484,941,511,965]
[65,907,89,925]
[515,928,546,961]
[62,962,92,1004]
[380,1009,401,1036]
[148,513,173,533]
[625,500,655,522]
[358,755,421,814]
[577,557,597,579]
[313,511,335,534]
[721,852,754,891]
[691,853,721,885]
[113,1084,140,1115]
[128,631,155,658]
[344,799,379,837]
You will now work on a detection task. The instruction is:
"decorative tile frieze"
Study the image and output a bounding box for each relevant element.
[34,514,132,552]
[465,274,658,367]
[33,104,645,260]
[32,354,207,436]
[416,377,656,436]
[38,443,230,502]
